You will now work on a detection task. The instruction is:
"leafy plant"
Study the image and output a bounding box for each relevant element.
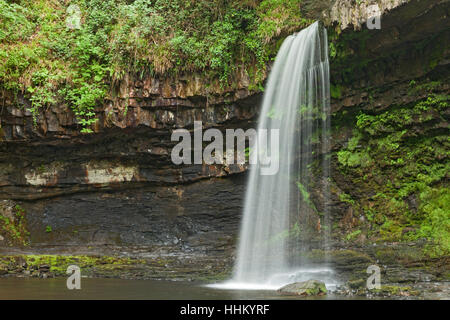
[0,0,313,132]
[0,204,29,246]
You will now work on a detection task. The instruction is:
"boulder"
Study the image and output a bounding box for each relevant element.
[277,280,327,296]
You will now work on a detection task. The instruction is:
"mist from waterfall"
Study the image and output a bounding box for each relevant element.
[214,21,332,290]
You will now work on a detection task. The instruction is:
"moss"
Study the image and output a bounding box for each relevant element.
[337,149,373,168]
[355,94,448,136]
[327,27,374,84]
[305,282,327,295]
[0,204,29,246]
[296,181,317,211]
[333,93,449,255]
[0,254,146,276]
[415,187,450,257]
[372,285,420,297]
[347,278,365,289]
[345,229,362,241]
[339,192,355,205]
[0,0,313,132]
[379,219,404,241]
[408,80,442,96]
[372,245,427,266]
[330,84,343,99]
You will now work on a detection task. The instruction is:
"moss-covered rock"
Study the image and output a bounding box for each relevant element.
[371,285,420,297]
[0,253,234,281]
[329,82,449,256]
[0,254,145,278]
[0,200,30,246]
[347,278,365,289]
[278,279,327,296]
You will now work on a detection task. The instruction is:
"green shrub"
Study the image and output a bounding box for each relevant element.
[0,0,312,132]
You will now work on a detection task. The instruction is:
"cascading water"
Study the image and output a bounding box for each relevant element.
[212,21,332,290]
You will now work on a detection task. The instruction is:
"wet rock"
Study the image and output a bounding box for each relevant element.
[347,279,366,289]
[307,249,375,276]
[277,280,327,296]
[370,284,421,298]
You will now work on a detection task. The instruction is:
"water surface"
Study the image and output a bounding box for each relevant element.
[0,278,347,300]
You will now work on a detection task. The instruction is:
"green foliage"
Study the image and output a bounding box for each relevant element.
[345,229,361,241]
[0,254,145,276]
[0,0,312,132]
[244,147,252,161]
[0,205,29,246]
[408,80,442,96]
[0,0,111,132]
[356,94,448,136]
[327,28,373,84]
[45,225,52,233]
[415,187,450,257]
[256,0,310,43]
[335,94,449,255]
[337,149,373,167]
[330,84,342,99]
[339,192,355,205]
[372,285,419,296]
[0,1,35,42]
[379,219,404,241]
[347,130,362,151]
[329,42,336,59]
[296,181,317,211]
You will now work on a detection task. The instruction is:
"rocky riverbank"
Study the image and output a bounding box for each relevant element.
[0,241,448,299]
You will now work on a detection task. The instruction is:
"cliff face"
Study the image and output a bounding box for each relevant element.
[0,0,449,279]
[326,0,449,256]
[0,75,255,261]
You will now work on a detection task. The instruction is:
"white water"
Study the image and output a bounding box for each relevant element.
[213,21,332,290]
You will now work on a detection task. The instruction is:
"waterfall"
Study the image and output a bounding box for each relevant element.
[217,21,332,290]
